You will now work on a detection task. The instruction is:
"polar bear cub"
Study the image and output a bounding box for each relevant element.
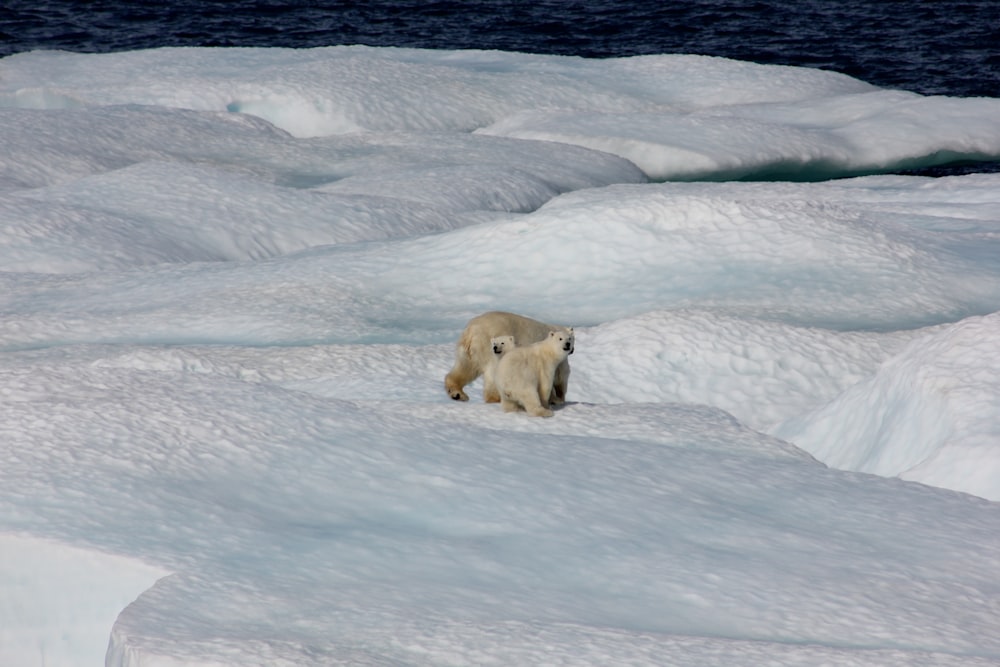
[490,335,516,358]
[445,311,572,404]
[487,334,516,386]
[494,328,575,418]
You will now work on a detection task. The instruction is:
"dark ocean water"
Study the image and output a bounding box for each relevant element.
[3,0,999,98]
[2,1,999,175]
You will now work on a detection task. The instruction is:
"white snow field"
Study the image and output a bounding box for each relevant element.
[1,46,999,666]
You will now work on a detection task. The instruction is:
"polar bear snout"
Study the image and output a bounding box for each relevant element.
[563,341,573,353]
[493,344,503,354]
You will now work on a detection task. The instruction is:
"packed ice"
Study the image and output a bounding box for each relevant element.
[1,46,999,666]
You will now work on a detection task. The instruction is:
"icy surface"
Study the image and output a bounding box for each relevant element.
[0,535,166,667]
[0,46,999,666]
[773,312,1000,500]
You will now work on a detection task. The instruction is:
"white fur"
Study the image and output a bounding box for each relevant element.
[445,311,571,403]
[494,328,575,418]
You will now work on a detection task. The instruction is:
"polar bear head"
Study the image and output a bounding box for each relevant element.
[548,328,575,355]
[491,335,516,356]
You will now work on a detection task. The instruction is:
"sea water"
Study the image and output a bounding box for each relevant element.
[3,0,998,98]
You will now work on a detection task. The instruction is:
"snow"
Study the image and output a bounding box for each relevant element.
[773,312,1000,500]
[477,92,1000,181]
[0,46,999,666]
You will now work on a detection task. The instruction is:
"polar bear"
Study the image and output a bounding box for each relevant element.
[490,335,516,358]
[494,328,575,418]
[486,334,516,385]
[445,311,572,403]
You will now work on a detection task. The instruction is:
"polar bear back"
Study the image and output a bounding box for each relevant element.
[466,311,562,348]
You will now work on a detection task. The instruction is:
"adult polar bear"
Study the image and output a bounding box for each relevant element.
[445,311,573,403]
[495,329,575,418]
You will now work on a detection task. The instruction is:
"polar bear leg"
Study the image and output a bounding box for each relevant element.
[549,359,570,405]
[527,402,554,418]
[521,388,554,418]
[500,394,521,413]
[444,346,477,401]
[482,365,502,403]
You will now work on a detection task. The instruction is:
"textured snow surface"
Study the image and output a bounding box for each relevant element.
[1,46,999,666]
